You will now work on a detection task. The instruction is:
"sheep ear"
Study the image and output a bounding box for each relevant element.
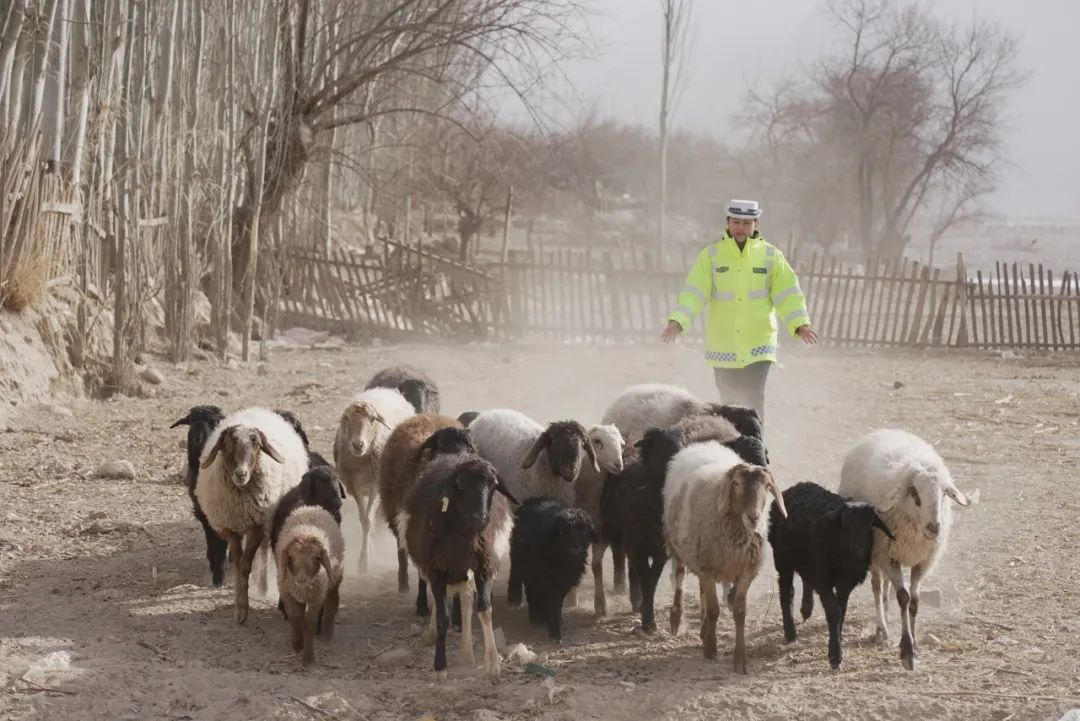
[169,413,192,429]
[872,513,897,541]
[765,472,788,518]
[821,507,843,524]
[944,482,970,507]
[494,475,520,506]
[521,431,550,469]
[376,415,393,431]
[200,430,230,469]
[257,429,285,464]
[582,431,600,473]
[318,550,333,580]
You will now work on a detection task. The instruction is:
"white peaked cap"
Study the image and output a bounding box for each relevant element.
[727,199,762,219]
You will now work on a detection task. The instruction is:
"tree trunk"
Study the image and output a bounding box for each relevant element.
[47,0,69,172]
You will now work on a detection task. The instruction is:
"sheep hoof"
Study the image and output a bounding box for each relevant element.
[783,632,797,644]
[235,607,248,625]
[900,636,916,671]
[829,657,841,670]
[640,621,657,634]
[435,670,448,682]
[484,652,501,678]
[301,652,314,667]
[874,627,889,646]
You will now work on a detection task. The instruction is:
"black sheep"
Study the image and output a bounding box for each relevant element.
[508,497,598,641]
[365,365,441,414]
[600,426,685,630]
[273,408,331,469]
[403,454,518,679]
[768,481,896,669]
[170,405,228,586]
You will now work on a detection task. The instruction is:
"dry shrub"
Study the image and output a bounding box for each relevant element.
[1,252,54,312]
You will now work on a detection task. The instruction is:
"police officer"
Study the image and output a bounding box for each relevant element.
[661,199,818,427]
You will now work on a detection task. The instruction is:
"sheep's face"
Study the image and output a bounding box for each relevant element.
[201,424,284,486]
[896,470,970,541]
[637,427,685,473]
[299,467,348,508]
[285,537,330,588]
[823,502,897,562]
[418,427,476,464]
[170,405,224,470]
[522,421,599,483]
[588,424,625,475]
[727,465,785,532]
[341,402,389,458]
[447,459,518,534]
[551,508,600,549]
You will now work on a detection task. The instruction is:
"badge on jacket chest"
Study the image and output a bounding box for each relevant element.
[716,266,730,273]
[753,267,767,274]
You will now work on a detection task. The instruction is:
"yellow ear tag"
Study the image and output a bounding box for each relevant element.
[441,496,449,513]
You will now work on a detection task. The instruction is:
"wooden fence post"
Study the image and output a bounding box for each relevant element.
[955,253,969,346]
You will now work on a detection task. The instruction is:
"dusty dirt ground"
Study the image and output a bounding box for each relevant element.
[1,337,1079,721]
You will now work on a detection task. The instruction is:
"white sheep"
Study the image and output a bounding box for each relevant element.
[468,409,600,508]
[566,423,624,611]
[333,387,415,572]
[275,504,345,666]
[663,440,787,672]
[837,428,970,671]
[602,383,763,442]
[194,406,308,624]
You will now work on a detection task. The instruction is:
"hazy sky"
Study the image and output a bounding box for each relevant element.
[554,0,1080,222]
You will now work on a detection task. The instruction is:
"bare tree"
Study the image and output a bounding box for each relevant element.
[657,0,693,264]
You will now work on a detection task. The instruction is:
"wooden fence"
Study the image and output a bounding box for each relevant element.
[279,241,1080,352]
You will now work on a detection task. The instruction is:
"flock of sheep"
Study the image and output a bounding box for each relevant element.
[169,364,971,677]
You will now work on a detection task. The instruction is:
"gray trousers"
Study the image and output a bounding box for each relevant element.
[713,361,772,429]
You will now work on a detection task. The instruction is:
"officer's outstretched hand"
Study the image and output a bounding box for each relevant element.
[796,325,819,345]
[661,320,683,343]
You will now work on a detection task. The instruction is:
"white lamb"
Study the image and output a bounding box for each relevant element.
[837,428,971,671]
[663,440,786,673]
[333,387,415,572]
[194,406,309,623]
[468,409,601,508]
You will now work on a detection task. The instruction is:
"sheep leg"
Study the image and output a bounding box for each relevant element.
[548,590,565,641]
[777,564,798,643]
[200,515,228,587]
[450,579,475,666]
[430,574,451,680]
[871,567,890,645]
[397,547,409,593]
[506,561,524,610]
[526,583,545,627]
[451,593,463,633]
[474,573,501,678]
[612,545,627,595]
[416,577,431,618]
[283,595,305,652]
[358,491,378,573]
[636,551,661,633]
[731,577,751,674]
[301,601,319,666]
[700,577,721,660]
[820,586,844,670]
[669,563,686,635]
[235,527,263,625]
[629,560,642,613]
[800,581,815,621]
[591,541,608,617]
[885,562,916,671]
[908,563,925,649]
[319,582,340,641]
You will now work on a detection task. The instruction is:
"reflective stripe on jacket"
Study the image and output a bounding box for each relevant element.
[668,232,811,368]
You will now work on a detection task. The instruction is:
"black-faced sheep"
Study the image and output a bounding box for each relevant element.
[365,364,441,414]
[194,407,308,623]
[333,387,415,572]
[838,428,970,670]
[600,426,686,629]
[379,414,472,616]
[469,409,599,508]
[663,440,787,672]
[768,481,896,669]
[402,454,518,679]
[507,497,597,641]
[170,404,227,586]
[275,505,345,666]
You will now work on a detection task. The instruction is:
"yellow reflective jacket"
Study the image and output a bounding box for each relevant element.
[668,232,811,368]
